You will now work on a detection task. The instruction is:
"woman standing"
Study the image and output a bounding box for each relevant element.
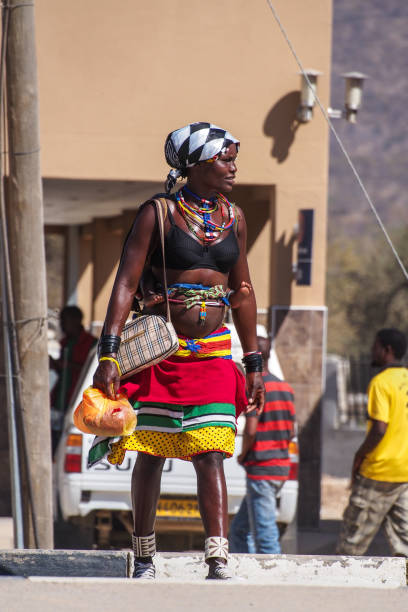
[93,122,264,579]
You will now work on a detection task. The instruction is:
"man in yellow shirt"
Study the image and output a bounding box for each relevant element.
[337,328,408,556]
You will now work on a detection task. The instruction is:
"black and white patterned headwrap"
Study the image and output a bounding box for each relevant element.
[164,122,240,193]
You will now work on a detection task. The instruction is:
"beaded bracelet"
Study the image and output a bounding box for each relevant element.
[99,356,122,377]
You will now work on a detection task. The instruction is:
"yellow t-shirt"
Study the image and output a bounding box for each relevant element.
[360,366,408,482]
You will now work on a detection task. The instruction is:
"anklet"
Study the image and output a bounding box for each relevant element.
[205,536,229,561]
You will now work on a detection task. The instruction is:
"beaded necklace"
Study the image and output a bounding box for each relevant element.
[175,189,235,243]
[182,186,219,242]
[182,185,218,210]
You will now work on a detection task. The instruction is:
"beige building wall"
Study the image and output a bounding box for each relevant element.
[36,0,331,312]
[36,1,331,184]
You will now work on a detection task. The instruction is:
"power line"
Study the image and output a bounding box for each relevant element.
[265,0,408,283]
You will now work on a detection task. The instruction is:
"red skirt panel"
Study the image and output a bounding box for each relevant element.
[120,355,247,418]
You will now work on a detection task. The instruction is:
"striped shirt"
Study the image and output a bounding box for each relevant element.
[244,373,295,480]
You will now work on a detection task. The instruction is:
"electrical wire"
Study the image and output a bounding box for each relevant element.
[266,0,408,283]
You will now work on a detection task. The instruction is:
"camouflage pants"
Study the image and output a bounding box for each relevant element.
[336,474,408,556]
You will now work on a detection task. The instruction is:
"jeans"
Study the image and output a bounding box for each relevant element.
[229,477,283,554]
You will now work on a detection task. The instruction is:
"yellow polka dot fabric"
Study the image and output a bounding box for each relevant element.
[107,426,235,465]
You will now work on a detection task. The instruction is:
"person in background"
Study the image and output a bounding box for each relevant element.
[229,334,296,554]
[337,328,408,557]
[50,305,97,452]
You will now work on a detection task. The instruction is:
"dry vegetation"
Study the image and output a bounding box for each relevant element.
[327,1,408,355]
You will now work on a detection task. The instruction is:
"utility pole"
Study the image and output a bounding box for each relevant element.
[4,0,53,548]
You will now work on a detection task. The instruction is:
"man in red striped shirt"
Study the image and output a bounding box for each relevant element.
[229,336,296,554]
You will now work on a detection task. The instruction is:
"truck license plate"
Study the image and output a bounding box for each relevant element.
[156,497,200,519]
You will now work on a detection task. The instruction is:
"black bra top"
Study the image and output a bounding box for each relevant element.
[150,200,240,274]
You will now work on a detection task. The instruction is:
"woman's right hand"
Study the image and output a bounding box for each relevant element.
[93,358,121,400]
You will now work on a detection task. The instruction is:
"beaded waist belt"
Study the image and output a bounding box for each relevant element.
[168,283,229,308]
[168,283,230,326]
[174,326,232,359]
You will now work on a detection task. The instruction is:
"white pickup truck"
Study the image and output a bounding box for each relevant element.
[54,325,298,549]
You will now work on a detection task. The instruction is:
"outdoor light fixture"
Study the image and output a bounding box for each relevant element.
[297,69,322,123]
[342,71,368,123]
[297,68,368,124]
[328,71,368,123]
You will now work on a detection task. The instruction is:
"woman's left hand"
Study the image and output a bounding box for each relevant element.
[245,371,265,415]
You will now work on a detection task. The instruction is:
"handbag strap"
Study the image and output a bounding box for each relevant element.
[153,198,172,322]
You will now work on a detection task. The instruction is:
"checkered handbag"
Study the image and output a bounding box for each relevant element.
[117,199,179,379]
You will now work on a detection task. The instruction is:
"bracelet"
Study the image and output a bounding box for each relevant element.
[242,352,262,363]
[99,346,119,356]
[99,342,119,349]
[243,363,263,373]
[243,351,261,357]
[242,352,263,373]
[99,334,121,355]
[99,356,122,377]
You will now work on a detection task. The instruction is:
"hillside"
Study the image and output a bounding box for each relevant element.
[328,0,408,240]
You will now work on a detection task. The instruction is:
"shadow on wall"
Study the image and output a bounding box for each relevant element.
[267,186,296,318]
[269,193,297,310]
[273,231,296,307]
[230,185,270,253]
[297,396,322,529]
[263,91,301,163]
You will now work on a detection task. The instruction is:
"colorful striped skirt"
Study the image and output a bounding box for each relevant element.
[88,326,246,466]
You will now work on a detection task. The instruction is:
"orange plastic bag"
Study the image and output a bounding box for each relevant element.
[73,387,137,437]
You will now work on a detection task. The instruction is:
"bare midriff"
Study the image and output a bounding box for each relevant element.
[149,266,229,338]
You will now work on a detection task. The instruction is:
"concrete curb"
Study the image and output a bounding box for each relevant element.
[0,550,130,578]
[0,550,406,588]
[158,553,407,588]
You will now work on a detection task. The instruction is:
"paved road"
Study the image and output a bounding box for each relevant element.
[1,578,407,612]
